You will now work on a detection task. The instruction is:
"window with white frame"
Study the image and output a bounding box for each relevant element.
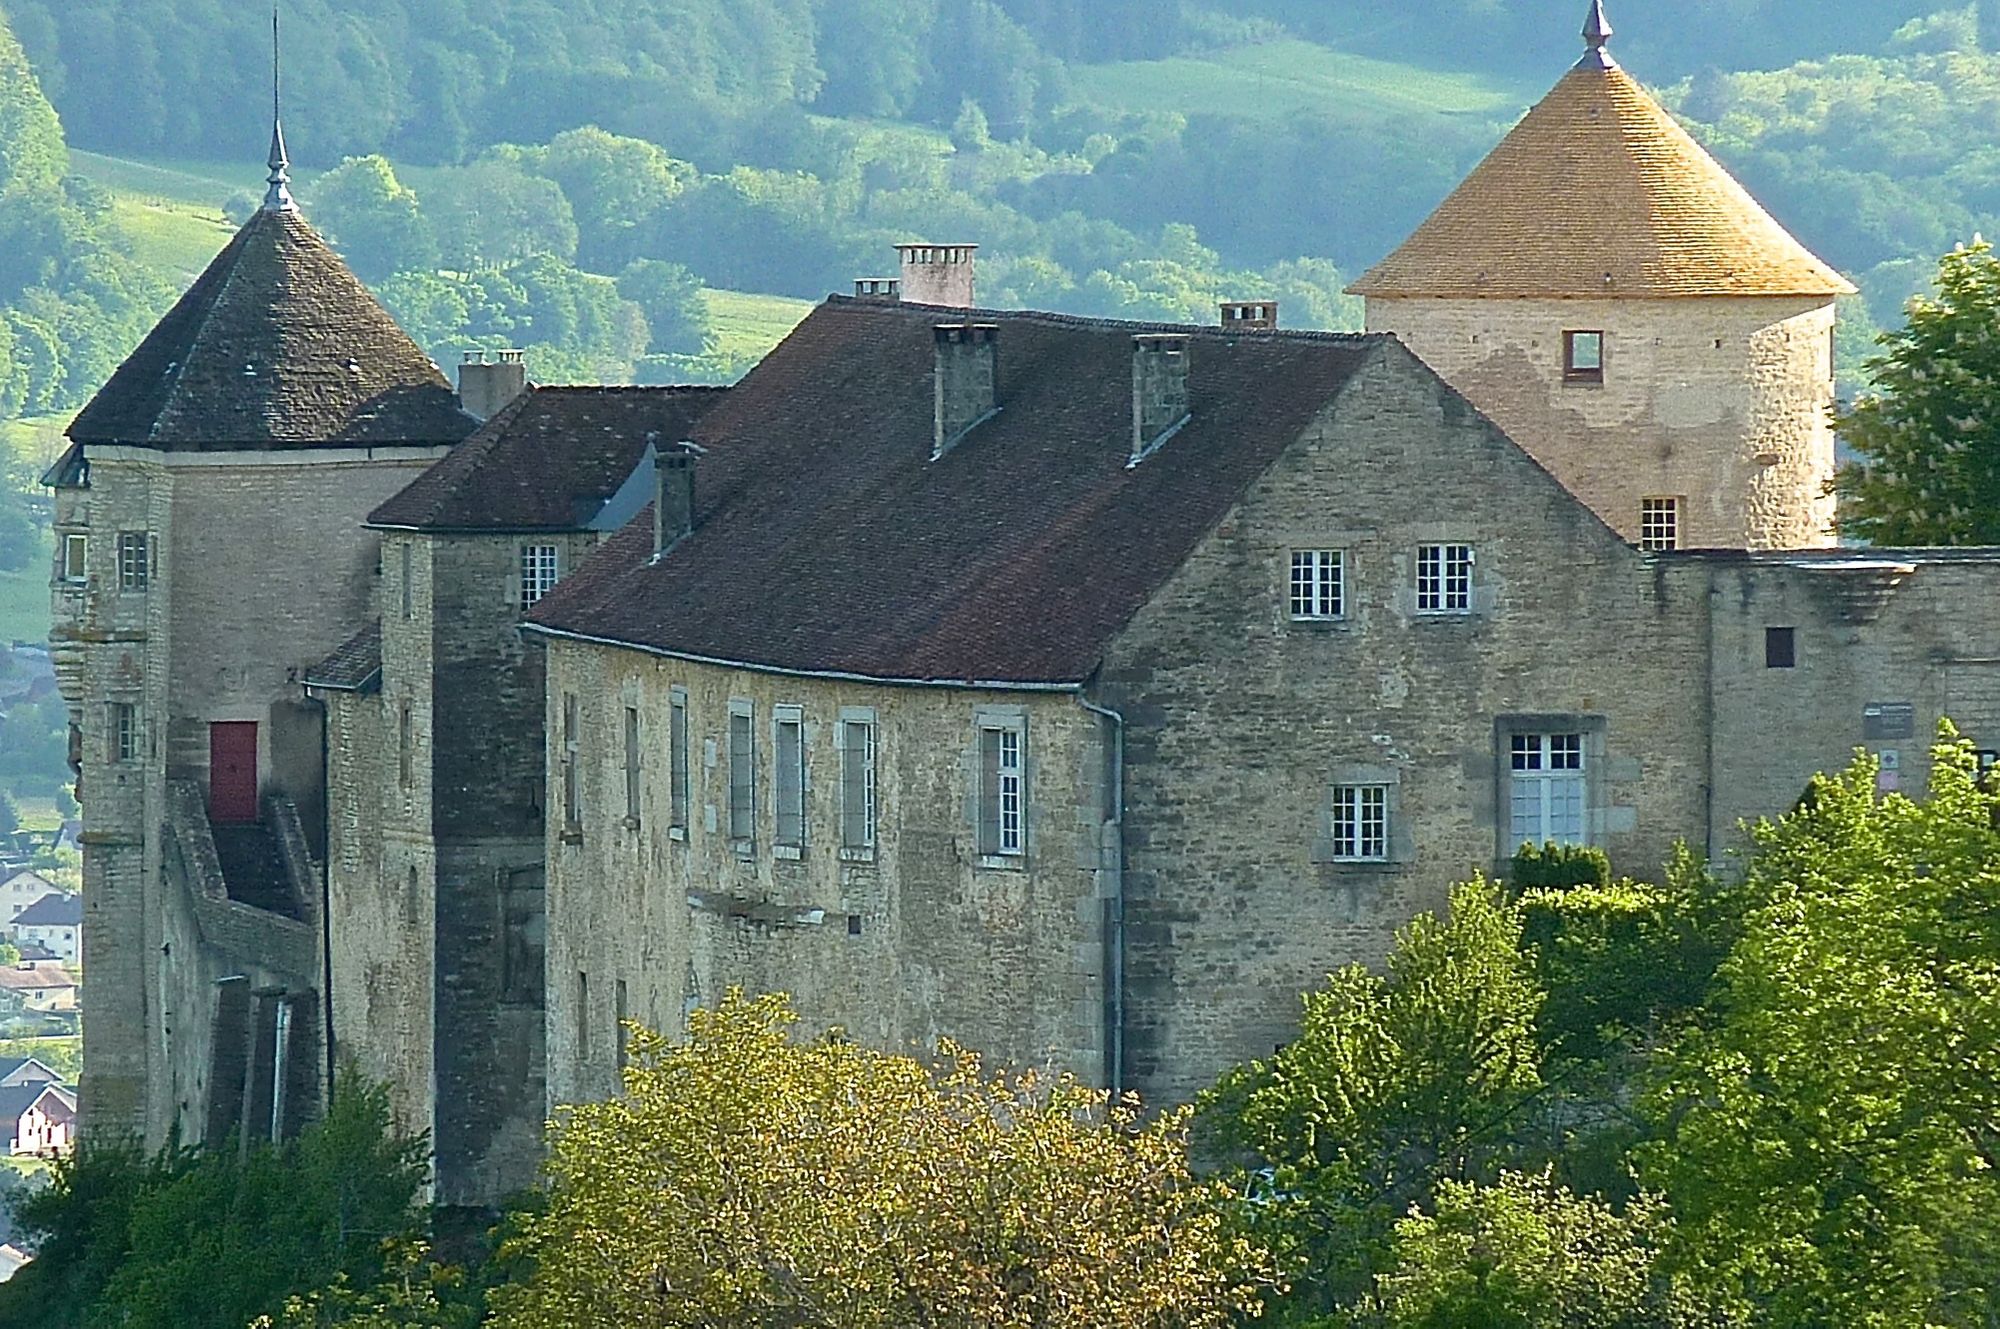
[1416,544,1473,614]
[728,703,755,845]
[669,689,690,835]
[1640,498,1681,552]
[520,545,560,612]
[60,534,87,584]
[561,692,581,831]
[977,719,1025,859]
[1510,732,1587,846]
[117,533,151,590]
[774,707,805,852]
[1329,784,1388,861]
[839,715,878,852]
[111,703,138,763]
[1289,550,1344,621]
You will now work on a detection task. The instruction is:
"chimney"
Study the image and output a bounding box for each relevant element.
[654,440,697,555]
[934,324,1000,457]
[898,244,978,307]
[459,349,528,422]
[1132,335,1191,462]
[853,278,902,301]
[1220,300,1279,331]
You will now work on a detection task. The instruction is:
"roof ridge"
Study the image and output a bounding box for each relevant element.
[823,294,1391,344]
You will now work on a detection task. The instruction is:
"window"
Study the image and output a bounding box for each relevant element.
[1766,627,1797,670]
[60,534,87,584]
[1416,544,1473,614]
[117,533,151,590]
[977,720,1026,859]
[398,704,414,787]
[1640,498,1681,552]
[1564,330,1605,383]
[669,690,690,835]
[614,979,629,1070]
[399,544,413,619]
[1329,785,1388,861]
[728,703,755,845]
[623,706,642,825]
[111,703,138,763]
[839,716,878,853]
[576,971,589,1063]
[774,708,805,853]
[1510,733,1587,846]
[1289,550,1345,621]
[520,544,560,612]
[561,692,581,830]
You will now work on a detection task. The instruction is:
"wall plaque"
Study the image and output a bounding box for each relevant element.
[1863,703,1916,741]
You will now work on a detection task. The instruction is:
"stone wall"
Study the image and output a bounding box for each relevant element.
[540,637,1111,1112]
[1095,341,1713,1103]
[1367,296,1838,551]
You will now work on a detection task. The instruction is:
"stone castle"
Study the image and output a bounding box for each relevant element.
[47,5,2000,1206]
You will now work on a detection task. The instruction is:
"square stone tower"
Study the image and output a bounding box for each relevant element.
[1349,2,1854,552]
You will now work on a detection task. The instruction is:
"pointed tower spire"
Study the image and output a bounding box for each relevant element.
[263,6,296,212]
[1579,0,1616,69]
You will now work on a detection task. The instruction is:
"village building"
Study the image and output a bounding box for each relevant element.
[8,893,80,966]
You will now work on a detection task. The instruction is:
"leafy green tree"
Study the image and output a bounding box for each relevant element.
[1640,731,2000,1326]
[616,259,712,356]
[1835,241,2000,543]
[1199,878,1545,1319]
[311,156,438,285]
[428,158,579,269]
[254,1241,481,1329]
[1376,1171,1706,1329]
[0,791,18,839]
[0,13,66,196]
[534,127,695,271]
[491,990,1274,1328]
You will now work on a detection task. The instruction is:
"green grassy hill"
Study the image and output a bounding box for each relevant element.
[1073,38,1532,124]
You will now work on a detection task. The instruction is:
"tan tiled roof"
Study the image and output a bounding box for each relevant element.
[1350,61,1854,300]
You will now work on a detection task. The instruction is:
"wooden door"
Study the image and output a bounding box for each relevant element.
[209,722,259,824]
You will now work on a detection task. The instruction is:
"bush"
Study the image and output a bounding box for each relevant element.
[1508,841,1612,892]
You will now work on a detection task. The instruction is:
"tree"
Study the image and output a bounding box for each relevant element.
[310,157,438,286]
[0,791,18,839]
[1640,731,2000,1326]
[1836,242,2000,543]
[1198,878,1545,1320]
[534,127,695,271]
[616,259,713,357]
[0,12,66,196]
[491,991,1274,1328]
[1376,1171,1705,1329]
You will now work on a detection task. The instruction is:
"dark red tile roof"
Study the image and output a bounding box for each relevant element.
[304,621,382,693]
[367,386,728,532]
[527,298,1385,686]
[69,209,477,448]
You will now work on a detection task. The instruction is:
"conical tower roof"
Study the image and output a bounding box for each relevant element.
[69,207,475,448]
[1350,32,1853,300]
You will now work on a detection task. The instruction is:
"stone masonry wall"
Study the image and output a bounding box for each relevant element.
[1368,296,1838,551]
[541,637,1110,1111]
[1096,342,1713,1105]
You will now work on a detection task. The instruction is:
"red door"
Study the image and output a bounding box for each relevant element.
[209,722,259,824]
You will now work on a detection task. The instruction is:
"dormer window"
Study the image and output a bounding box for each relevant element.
[1563,331,1605,384]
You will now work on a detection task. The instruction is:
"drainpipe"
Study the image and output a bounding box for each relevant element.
[1076,695,1125,1099]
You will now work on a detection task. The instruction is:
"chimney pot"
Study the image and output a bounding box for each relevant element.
[898,243,978,307]
[1132,335,1191,463]
[1220,300,1279,331]
[933,323,1000,457]
[458,349,528,423]
[854,278,903,301]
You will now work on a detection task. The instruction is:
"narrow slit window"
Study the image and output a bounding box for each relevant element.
[1564,330,1605,383]
[111,703,138,763]
[1329,785,1388,861]
[399,543,413,619]
[562,692,581,829]
[1289,550,1344,621]
[623,705,641,824]
[1416,544,1474,614]
[669,690,690,834]
[399,704,414,787]
[774,710,805,850]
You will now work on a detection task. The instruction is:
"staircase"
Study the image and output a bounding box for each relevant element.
[210,822,302,920]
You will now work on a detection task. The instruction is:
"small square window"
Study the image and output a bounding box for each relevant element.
[60,534,87,584]
[1564,331,1605,383]
[1766,627,1797,670]
[117,533,151,590]
[1640,498,1681,552]
[1329,784,1388,861]
[520,545,560,612]
[1289,550,1344,621]
[1416,544,1474,614]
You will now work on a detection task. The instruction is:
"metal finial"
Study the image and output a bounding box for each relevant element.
[263,6,296,212]
[1579,0,1616,68]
